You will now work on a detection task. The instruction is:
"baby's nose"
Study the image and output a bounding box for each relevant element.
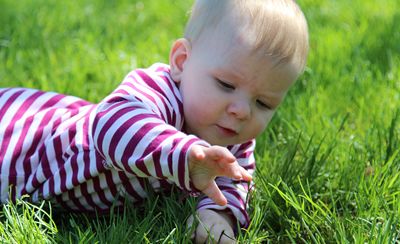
[227,101,251,120]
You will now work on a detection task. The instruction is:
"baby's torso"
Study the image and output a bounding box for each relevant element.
[0,87,181,211]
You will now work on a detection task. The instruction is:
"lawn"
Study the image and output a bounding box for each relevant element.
[0,0,399,243]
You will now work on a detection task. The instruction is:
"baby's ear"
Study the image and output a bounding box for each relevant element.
[169,38,191,83]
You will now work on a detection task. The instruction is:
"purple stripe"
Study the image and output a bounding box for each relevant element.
[53,135,67,193]
[177,138,199,189]
[70,129,81,172]
[159,71,175,94]
[0,88,13,97]
[20,92,67,181]
[79,182,99,211]
[237,151,253,160]
[93,102,137,162]
[112,88,130,96]
[0,91,26,174]
[171,108,177,127]
[68,190,87,211]
[2,91,44,181]
[70,153,80,186]
[159,73,184,124]
[243,164,255,170]
[136,70,168,99]
[7,115,35,193]
[150,149,163,179]
[137,176,146,189]
[167,145,174,176]
[141,129,178,179]
[92,176,113,208]
[124,81,167,122]
[65,99,91,109]
[39,115,64,180]
[118,121,162,176]
[48,173,55,197]
[0,89,24,122]
[154,65,168,73]
[95,152,107,174]
[105,109,156,167]
[223,190,246,208]
[228,202,250,227]
[118,172,143,200]
[104,170,118,198]
[164,104,172,125]
[239,140,254,152]
[26,173,40,195]
[37,93,68,110]
[83,147,92,179]
[23,109,58,182]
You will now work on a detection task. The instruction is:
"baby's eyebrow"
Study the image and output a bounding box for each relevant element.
[215,68,244,83]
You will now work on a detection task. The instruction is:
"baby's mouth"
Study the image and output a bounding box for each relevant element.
[216,125,238,137]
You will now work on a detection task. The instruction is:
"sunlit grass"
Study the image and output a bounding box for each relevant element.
[0,0,399,242]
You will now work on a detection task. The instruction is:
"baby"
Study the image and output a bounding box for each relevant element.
[0,0,308,243]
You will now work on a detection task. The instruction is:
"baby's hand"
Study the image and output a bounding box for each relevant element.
[187,209,236,244]
[188,145,252,206]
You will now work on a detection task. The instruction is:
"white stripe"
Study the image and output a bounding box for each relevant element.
[130,72,169,119]
[0,88,37,143]
[85,179,106,210]
[98,173,115,203]
[122,123,167,176]
[93,101,141,164]
[113,116,160,173]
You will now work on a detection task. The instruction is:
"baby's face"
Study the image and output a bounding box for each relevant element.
[174,25,298,146]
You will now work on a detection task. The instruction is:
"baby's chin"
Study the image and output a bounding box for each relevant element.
[185,125,248,146]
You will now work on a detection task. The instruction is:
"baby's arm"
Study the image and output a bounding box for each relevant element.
[91,98,210,192]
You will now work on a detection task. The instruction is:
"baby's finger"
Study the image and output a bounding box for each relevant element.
[202,181,227,206]
[217,161,253,182]
[206,146,236,162]
[218,162,244,180]
[238,166,252,181]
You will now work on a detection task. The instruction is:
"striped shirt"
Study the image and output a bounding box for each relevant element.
[0,63,255,227]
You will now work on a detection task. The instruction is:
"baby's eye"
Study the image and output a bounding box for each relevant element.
[217,80,235,91]
[256,100,271,110]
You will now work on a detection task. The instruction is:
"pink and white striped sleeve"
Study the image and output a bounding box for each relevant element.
[196,140,256,228]
[90,65,210,192]
[91,97,209,192]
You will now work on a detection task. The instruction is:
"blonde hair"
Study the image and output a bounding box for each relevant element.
[184,0,309,74]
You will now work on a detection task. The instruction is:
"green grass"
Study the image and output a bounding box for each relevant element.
[1,0,399,242]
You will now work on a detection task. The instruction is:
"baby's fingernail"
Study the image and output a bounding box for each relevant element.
[243,173,252,181]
